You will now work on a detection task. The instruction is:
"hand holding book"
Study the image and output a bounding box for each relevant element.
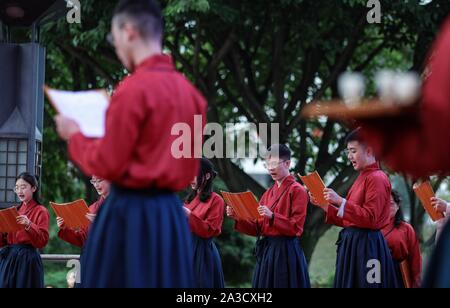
[0,207,24,233]
[45,86,110,139]
[413,181,444,221]
[221,191,260,221]
[298,171,329,210]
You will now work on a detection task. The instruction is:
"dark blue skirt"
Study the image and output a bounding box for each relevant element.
[80,186,194,288]
[423,219,450,288]
[334,227,401,288]
[252,236,310,288]
[0,244,44,288]
[192,235,225,288]
[392,260,405,288]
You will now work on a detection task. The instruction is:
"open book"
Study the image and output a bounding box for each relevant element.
[0,207,23,233]
[44,86,110,138]
[50,199,90,229]
[221,191,260,220]
[298,171,328,206]
[413,181,444,222]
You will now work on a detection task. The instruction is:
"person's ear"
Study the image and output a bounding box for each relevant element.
[31,186,37,193]
[205,173,211,181]
[284,160,291,168]
[366,145,374,157]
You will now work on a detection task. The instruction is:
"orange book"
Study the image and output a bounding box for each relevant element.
[298,171,328,207]
[221,191,260,220]
[50,199,90,229]
[400,260,412,288]
[0,207,24,233]
[413,181,444,222]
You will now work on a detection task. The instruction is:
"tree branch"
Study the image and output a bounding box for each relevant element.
[223,48,271,123]
[166,41,208,94]
[286,13,368,133]
[57,43,115,85]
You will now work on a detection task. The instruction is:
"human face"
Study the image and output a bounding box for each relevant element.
[346,141,372,171]
[15,179,36,203]
[190,176,198,190]
[90,176,110,197]
[264,156,290,182]
[389,195,400,219]
[190,173,211,191]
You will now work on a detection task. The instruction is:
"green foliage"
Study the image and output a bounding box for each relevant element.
[44,264,71,288]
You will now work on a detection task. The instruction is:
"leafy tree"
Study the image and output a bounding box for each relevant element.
[37,0,450,285]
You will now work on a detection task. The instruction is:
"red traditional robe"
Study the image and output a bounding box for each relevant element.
[185,192,224,238]
[326,163,391,230]
[382,220,422,288]
[58,196,105,247]
[68,54,207,191]
[360,17,450,178]
[0,200,49,249]
[234,175,308,237]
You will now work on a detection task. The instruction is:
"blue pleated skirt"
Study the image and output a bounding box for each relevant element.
[423,219,450,288]
[334,227,401,288]
[0,244,44,288]
[252,236,310,288]
[192,235,225,288]
[80,186,194,288]
[392,260,405,288]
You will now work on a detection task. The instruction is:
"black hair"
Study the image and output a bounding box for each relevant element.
[345,127,366,146]
[391,189,404,227]
[266,144,291,161]
[113,0,163,41]
[185,158,218,203]
[16,172,40,204]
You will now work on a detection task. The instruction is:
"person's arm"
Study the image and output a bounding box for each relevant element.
[68,83,146,181]
[226,204,259,236]
[188,196,225,238]
[341,176,388,229]
[431,197,450,216]
[325,202,346,227]
[58,228,87,248]
[268,186,308,236]
[235,219,259,237]
[24,207,50,249]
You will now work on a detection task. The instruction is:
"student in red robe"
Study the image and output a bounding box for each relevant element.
[56,175,110,287]
[184,158,225,288]
[382,190,422,288]
[0,173,49,288]
[57,175,110,247]
[54,0,206,287]
[226,144,310,288]
[353,16,450,288]
[311,129,399,288]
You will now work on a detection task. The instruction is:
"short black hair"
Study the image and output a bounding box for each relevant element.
[345,127,366,146]
[266,144,291,161]
[113,0,163,41]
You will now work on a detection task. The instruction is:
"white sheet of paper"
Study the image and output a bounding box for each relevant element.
[46,89,109,138]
